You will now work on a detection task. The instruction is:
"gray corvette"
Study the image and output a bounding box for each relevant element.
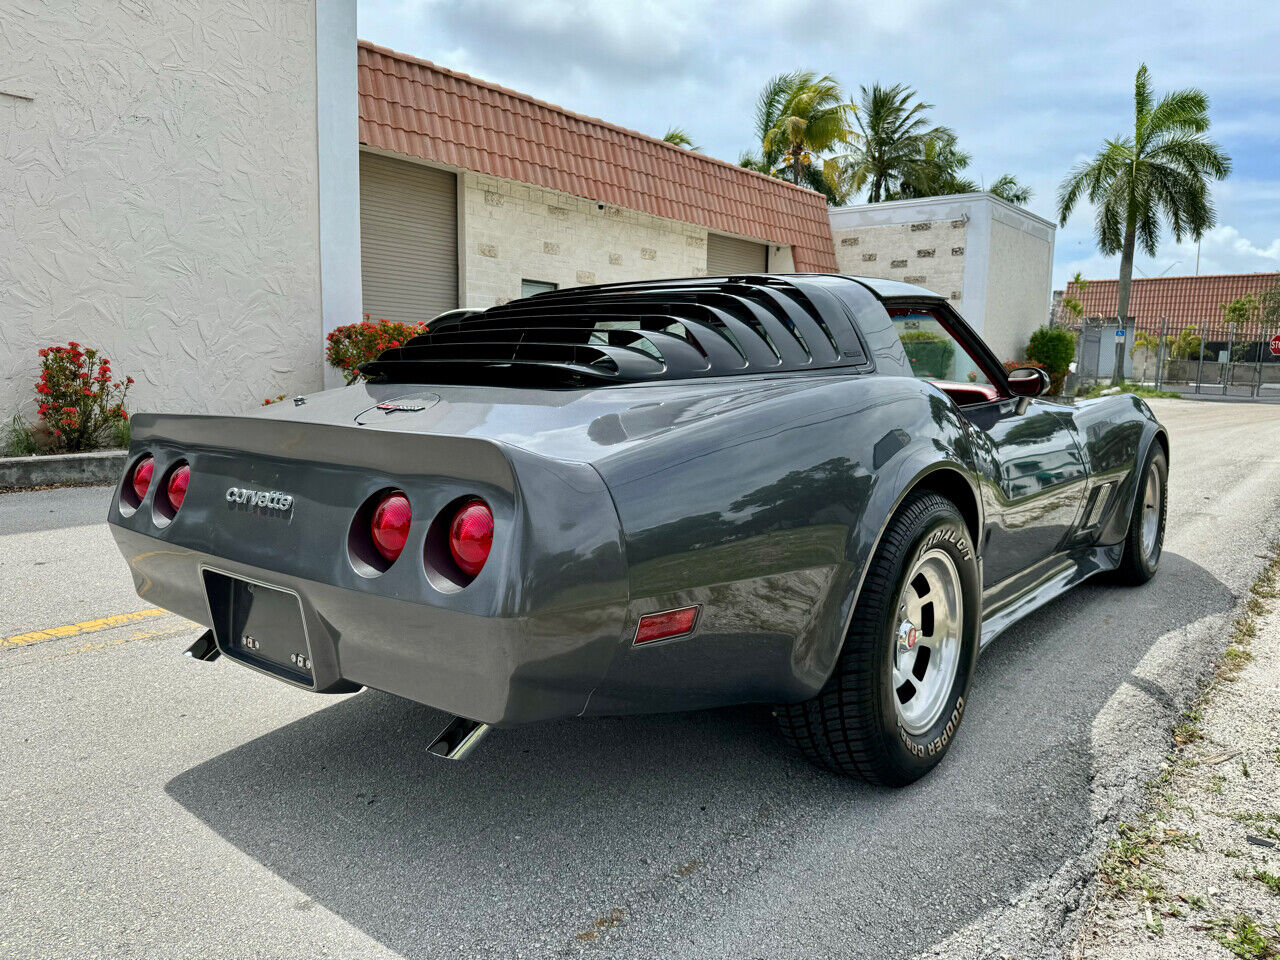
[108,275,1167,785]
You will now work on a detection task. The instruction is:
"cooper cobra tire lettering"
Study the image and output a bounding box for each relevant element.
[897,696,966,758]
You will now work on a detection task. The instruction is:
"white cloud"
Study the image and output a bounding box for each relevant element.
[1167,226,1280,273]
[1054,225,1280,290]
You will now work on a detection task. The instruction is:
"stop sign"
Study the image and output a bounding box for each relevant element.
[1271,333,1280,357]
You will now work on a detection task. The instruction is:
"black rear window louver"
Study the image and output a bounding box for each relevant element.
[360,275,869,388]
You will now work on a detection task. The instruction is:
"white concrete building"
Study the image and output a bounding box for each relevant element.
[829,194,1056,363]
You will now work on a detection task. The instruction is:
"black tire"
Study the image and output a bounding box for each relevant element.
[777,491,981,785]
[1112,443,1167,586]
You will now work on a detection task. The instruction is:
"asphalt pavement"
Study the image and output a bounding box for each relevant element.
[3,398,1280,960]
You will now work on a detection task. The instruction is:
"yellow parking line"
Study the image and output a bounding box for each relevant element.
[66,628,170,656]
[0,608,167,649]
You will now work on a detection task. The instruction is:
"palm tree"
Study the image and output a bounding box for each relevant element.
[661,126,700,151]
[1061,271,1089,321]
[894,133,977,198]
[988,174,1033,205]
[850,82,951,202]
[1057,63,1230,384]
[892,133,1034,206]
[739,71,855,203]
[738,74,791,175]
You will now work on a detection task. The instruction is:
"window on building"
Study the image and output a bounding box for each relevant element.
[521,279,558,298]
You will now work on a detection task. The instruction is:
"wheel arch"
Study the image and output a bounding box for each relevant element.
[1151,426,1170,466]
[1103,420,1170,547]
[827,459,984,680]
[909,464,983,553]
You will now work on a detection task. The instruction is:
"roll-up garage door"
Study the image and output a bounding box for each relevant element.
[359,152,458,325]
[706,233,769,276]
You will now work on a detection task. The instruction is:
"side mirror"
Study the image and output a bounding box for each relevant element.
[1007,366,1051,398]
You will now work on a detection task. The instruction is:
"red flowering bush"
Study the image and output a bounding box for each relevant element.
[325,315,427,384]
[35,342,133,452]
[1004,358,1057,392]
[1003,359,1045,373]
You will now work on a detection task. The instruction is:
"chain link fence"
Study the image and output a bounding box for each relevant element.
[1052,314,1280,400]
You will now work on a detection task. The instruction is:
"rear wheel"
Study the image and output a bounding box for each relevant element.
[777,491,980,785]
[1112,443,1167,585]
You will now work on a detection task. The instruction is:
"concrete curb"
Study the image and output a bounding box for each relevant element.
[0,450,126,491]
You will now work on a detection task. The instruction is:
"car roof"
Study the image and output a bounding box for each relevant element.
[842,276,942,301]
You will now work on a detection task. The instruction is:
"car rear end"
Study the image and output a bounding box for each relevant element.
[107,411,629,725]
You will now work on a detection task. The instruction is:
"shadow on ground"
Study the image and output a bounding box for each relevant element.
[167,552,1233,959]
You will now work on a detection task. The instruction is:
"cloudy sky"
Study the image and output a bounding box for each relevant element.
[358,0,1280,290]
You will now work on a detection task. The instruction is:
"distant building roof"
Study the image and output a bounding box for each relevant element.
[1064,272,1279,334]
[356,41,838,272]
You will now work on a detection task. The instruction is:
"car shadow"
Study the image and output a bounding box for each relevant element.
[166,551,1234,959]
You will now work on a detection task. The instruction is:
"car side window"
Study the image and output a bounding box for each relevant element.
[889,307,993,387]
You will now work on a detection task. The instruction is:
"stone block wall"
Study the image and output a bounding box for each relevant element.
[832,218,968,305]
[460,172,711,307]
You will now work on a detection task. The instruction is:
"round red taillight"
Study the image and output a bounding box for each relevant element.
[131,457,154,502]
[370,493,412,563]
[167,464,190,512]
[449,499,493,578]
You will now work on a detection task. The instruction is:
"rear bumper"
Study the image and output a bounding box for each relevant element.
[109,524,608,725]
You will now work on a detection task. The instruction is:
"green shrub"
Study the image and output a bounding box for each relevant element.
[1026,326,1075,394]
[900,331,956,379]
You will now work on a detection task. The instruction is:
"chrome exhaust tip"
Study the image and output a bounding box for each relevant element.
[427,715,491,760]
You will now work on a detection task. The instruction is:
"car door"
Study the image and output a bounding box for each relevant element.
[884,303,1089,587]
[959,397,1089,585]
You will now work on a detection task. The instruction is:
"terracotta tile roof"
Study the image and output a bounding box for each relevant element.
[1064,272,1280,335]
[356,41,837,272]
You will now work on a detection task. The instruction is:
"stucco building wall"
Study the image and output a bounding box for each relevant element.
[984,211,1055,363]
[0,0,324,418]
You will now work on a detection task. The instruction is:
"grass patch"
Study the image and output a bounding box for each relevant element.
[1212,913,1278,959]
[1,415,39,457]
[1078,381,1182,400]
[1253,871,1280,897]
[1220,812,1280,841]
[1099,821,1166,895]
[1174,709,1204,746]
[1179,892,1208,911]
[1214,551,1280,687]
[1099,820,1196,901]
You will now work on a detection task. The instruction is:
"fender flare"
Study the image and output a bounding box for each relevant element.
[1112,422,1169,540]
[1096,417,1169,547]
[819,452,985,685]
